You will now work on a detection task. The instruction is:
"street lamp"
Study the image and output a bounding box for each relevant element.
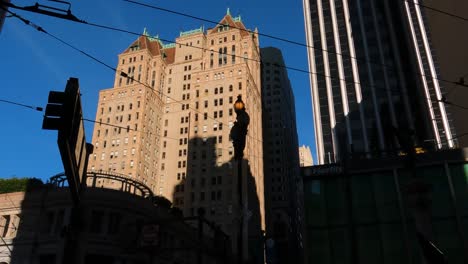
[230,95,249,263]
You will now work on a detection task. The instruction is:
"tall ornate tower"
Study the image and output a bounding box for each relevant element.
[88,11,265,261]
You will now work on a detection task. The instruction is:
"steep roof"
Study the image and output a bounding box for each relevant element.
[209,12,249,37]
[162,47,176,64]
[122,34,163,56]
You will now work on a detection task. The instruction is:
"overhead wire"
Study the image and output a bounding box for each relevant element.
[3,7,268,144]
[122,0,468,89]
[5,3,468,146]
[0,98,43,112]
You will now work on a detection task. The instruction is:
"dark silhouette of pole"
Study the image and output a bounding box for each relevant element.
[197,208,205,264]
[230,95,249,264]
[237,154,243,263]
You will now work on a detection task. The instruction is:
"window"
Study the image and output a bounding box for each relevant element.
[218,48,223,66]
[204,101,208,108]
[223,47,227,65]
[231,45,236,64]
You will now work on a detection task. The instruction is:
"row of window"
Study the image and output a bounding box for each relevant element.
[121,54,143,64]
[194,123,224,133]
[102,89,142,101]
[210,32,236,45]
[95,136,137,149]
[96,147,137,161]
[100,102,138,115]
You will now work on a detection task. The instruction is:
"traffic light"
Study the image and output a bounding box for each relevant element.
[42,91,66,130]
[42,78,92,206]
[42,78,80,137]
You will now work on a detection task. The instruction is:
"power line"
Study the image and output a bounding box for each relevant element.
[5,1,467,93]
[0,98,43,112]
[3,7,267,143]
[9,4,468,148]
[82,117,264,161]
[406,0,468,22]
[122,0,468,89]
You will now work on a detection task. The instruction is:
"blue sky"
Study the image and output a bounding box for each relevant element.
[0,0,315,181]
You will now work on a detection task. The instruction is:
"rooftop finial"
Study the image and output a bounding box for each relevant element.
[227,7,231,16]
[143,27,148,36]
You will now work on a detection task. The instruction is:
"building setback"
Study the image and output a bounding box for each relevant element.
[88,11,265,262]
[303,0,457,164]
[261,47,303,263]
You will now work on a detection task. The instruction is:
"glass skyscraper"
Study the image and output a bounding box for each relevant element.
[303,0,456,164]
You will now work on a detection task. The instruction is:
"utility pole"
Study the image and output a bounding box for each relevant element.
[230,95,250,264]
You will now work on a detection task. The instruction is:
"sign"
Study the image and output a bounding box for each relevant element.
[302,164,343,177]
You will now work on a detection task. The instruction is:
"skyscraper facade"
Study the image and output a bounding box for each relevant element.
[88,11,265,260]
[261,47,303,263]
[302,0,456,164]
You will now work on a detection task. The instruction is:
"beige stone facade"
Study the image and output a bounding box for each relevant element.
[88,35,166,192]
[299,145,313,167]
[88,12,265,259]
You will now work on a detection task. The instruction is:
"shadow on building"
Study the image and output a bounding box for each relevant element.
[2,171,228,264]
[172,136,263,264]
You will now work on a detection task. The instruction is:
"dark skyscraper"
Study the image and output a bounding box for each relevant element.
[261,47,303,263]
[303,0,456,164]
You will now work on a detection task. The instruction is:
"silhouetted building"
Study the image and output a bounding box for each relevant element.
[424,0,468,148]
[301,148,468,264]
[303,0,457,164]
[0,172,230,264]
[261,47,304,263]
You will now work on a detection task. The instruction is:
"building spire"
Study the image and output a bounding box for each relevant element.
[227,7,231,16]
[143,27,149,36]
